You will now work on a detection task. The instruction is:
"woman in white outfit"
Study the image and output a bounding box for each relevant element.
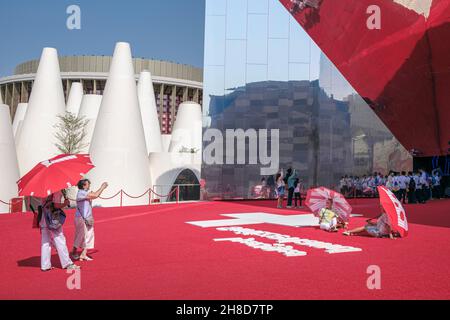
[40,191,79,271]
[71,179,108,261]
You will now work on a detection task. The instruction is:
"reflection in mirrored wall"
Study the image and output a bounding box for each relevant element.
[202,0,412,200]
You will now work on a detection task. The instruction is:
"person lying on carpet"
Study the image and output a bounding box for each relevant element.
[319,199,347,232]
[343,207,396,239]
[71,179,108,262]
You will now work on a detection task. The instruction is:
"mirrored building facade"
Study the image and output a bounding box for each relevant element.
[202,0,412,199]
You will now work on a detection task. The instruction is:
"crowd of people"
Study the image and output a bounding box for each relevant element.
[339,169,445,204]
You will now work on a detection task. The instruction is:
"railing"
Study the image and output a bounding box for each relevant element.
[0,184,202,213]
[152,184,201,203]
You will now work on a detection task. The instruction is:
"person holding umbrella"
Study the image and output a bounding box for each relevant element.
[343,186,408,239]
[318,198,347,232]
[17,154,96,271]
[305,186,352,230]
[72,179,108,261]
[342,208,394,238]
[39,190,80,271]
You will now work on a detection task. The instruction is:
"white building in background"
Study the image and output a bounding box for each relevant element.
[0,42,203,208]
[0,105,20,213]
[1,55,203,135]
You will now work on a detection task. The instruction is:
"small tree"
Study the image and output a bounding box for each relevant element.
[54,112,89,154]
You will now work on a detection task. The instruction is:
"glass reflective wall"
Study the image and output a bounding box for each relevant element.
[202,0,412,199]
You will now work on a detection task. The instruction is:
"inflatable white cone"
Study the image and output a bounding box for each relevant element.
[0,105,20,214]
[12,103,28,137]
[161,134,172,152]
[66,82,83,115]
[78,94,102,153]
[16,48,66,175]
[88,42,151,207]
[169,101,203,153]
[137,71,163,154]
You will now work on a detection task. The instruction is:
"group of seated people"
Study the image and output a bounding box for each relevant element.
[318,198,399,239]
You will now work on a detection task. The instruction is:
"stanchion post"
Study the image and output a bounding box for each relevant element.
[177,185,180,204]
[120,190,123,207]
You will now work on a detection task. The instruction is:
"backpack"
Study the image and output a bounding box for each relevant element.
[43,199,66,230]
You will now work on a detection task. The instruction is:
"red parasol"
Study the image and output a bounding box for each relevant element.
[377,186,409,237]
[18,154,95,198]
[305,186,352,221]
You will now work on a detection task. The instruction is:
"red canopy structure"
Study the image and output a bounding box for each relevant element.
[280,0,450,156]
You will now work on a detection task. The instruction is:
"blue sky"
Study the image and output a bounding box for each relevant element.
[0,0,205,76]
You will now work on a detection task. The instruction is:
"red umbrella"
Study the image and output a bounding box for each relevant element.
[18,154,95,198]
[305,187,352,221]
[377,186,409,237]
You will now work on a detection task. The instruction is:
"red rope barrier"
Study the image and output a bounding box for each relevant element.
[121,189,151,199]
[148,187,178,199]
[98,190,123,200]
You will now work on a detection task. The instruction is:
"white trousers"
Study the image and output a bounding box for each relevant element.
[320,217,338,231]
[41,227,73,270]
[73,216,95,250]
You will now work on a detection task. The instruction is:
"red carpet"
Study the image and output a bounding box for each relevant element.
[0,199,449,300]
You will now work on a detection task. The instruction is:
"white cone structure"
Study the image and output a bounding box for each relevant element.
[149,102,202,203]
[161,134,172,152]
[66,82,83,115]
[78,94,102,153]
[12,103,28,137]
[87,42,151,207]
[16,48,66,175]
[137,71,163,154]
[0,105,20,213]
[169,101,203,153]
